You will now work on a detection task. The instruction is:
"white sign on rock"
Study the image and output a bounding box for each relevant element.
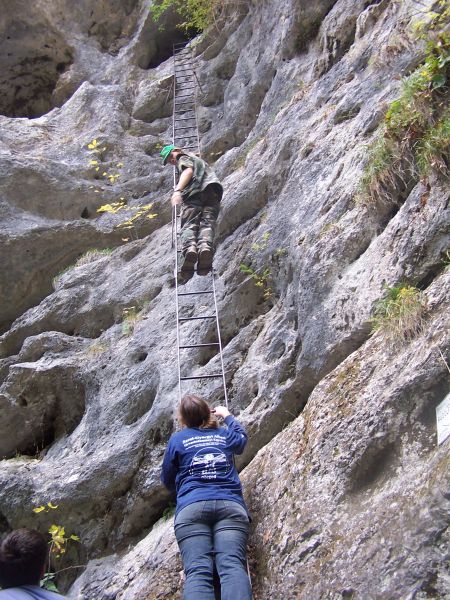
[436,392,450,446]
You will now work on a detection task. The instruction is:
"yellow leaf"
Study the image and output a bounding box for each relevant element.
[70,534,80,541]
[148,213,158,219]
[89,160,99,165]
[117,162,124,167]
[95,167,99,172]
[33,506,46,513]
[47,502,59,509]
[121,238,129,242]
[102,172,108,177]
[97,204,114,213]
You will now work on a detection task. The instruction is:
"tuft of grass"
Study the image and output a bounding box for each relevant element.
[52,249,114,289]
[52,266,74,289]
[86,341,109,356]
[371,284,426,343]
[358,33,450,204]
[415,112,450,176]
[75,248,114,267]
[162,503,176,520]
[121,302,149,336]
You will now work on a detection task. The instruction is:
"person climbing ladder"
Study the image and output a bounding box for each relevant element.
[161,144,223,280]
[161,394,252,600]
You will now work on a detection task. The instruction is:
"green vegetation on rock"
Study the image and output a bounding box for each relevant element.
[360,32,449,203]
[371,284,426,342]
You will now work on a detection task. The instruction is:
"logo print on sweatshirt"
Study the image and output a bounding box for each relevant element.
[189,446,230,480]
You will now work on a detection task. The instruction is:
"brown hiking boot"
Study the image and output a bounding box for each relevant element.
[180,247,198,274]
[197,247,213,275]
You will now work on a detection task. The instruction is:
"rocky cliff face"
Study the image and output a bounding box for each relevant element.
[0,0,448,598]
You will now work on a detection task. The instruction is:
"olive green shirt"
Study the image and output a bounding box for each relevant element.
[176,153,223,201]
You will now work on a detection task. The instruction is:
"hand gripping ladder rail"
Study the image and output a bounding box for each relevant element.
[171,42,229,409]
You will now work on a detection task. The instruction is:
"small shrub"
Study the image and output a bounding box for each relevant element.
[251,231,270,252]
[371,284,426,342]
[33,502,81,591]
[150,0,241,32]
[240,264,272,300]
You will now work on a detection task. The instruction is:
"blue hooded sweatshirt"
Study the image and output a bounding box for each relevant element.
[161,415,248,516]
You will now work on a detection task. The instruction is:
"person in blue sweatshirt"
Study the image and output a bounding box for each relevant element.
[161,394,252,600]
[0,529,64,599]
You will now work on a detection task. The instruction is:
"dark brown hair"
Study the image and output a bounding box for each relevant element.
[0,528,47,588]
[180,395,218,429]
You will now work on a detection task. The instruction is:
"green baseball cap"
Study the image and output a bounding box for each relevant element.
[160,144,180,165]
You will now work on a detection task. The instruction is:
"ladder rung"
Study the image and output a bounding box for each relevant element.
[179,343,220,349]
[176,93,195,99]
[178,291,213,296]
[179,315,215,321]
[180,374,223,381]
[174,116,196,121]
[175,125,198,130]
[175,137,197,143]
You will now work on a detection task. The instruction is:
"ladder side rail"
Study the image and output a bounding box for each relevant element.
[212,273,228,408]
[173,45,183,401]
[174,219,183,402]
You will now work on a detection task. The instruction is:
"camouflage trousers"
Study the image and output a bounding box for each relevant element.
[180,185,221,254]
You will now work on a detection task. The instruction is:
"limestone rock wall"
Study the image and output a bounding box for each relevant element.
[0,0,448,598]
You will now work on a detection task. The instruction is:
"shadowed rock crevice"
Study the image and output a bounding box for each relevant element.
[0,363,86,459]
[0,7,73,118]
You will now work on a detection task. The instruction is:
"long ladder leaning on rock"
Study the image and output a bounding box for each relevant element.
[170,43,253,596]
[170,41,229,409]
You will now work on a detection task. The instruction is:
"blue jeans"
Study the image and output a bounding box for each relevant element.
[174,500,252,600]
